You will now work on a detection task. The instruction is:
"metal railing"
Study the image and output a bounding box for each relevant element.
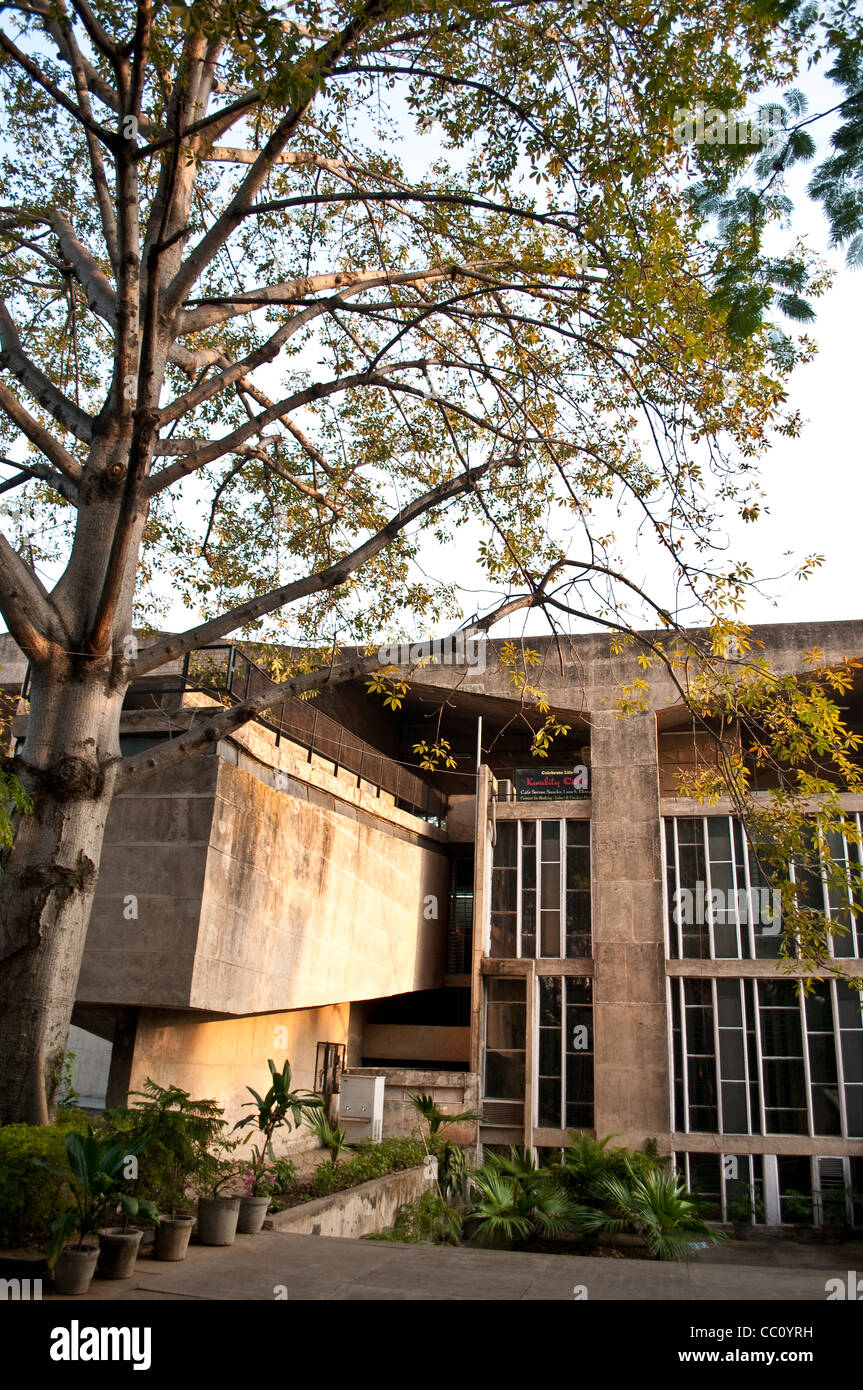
[180,644,447,824]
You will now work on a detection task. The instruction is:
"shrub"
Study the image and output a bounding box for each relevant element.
[0,1109,91,1246]
[572,1166,727,1261]
[364,1190,462,1245]
[464,1148,580,1249]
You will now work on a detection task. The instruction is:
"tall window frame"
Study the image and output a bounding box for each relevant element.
[490,817,591,960]
[670,976,863,1140]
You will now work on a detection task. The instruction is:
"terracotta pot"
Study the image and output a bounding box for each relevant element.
[196,1196,240,1246]
[52,1244,99,1296]
[237,1195,270,1234]
[154,1215,194,1262]
[96,1227,143,1279]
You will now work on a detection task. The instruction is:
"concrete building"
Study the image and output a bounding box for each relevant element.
[2,620,862,1219]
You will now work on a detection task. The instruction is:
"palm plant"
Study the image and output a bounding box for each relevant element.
[554,1131,663,1201]
[32,1127,156,1265]
[573,1164,727,1261]
[308,1109,351,1164]
[406,1092,483,1137]
[233,1059,323,1189]
[465,1148,580,1249]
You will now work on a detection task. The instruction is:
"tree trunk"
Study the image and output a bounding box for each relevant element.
[0,662,124,1124]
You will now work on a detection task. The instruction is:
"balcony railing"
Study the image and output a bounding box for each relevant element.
[181,645,447,825]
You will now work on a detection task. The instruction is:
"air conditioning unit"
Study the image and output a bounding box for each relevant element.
[496,778,513,802]
[338,1074,384,1143]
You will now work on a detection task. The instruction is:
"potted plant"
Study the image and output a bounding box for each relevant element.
[232,1058,323,1234]
[126,1079,226,1261]
[728,1183,765,1240]
[784,1189,819,1242]
[97,1194,160,1280]
[32,1128,150,1295]
[195,1142,243,1246]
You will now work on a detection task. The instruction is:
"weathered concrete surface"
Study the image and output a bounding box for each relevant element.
[265,1165,429,1237]
[590,708,669,1149]
[78,751,449,1017]
[126,1003,349,1134]
[41,1232,863,1302]
[347,1067,480,1144]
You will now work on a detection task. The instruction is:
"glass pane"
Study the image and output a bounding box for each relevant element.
[495,822,517,868]
[539,976,562,1026]
[485,1051,525,1099]
[491,869,516,915]
[541,862,561,910]
[716,979,743,1028]
[490,912,516,957]
[841,1031,863,1084]
[721,1082,748,1133]
[804,985,833,1033]
[762,1057,807,1110]
[486,1002,526,1050]
[541,820,560,856]
[541,911,560,957]
[538,1076,561,1127]
[707,817,732,860]
[719,1030,746,1079]
[539,1030,561,1075]
[567,820,590,848]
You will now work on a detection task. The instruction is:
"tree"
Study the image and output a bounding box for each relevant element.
[0,0,833,1123]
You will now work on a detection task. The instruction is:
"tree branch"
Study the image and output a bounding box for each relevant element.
[0,529,68,663]
[49,211,117,326]
[160,0,394,317]
[131,455,513,678]
[147,361,435,489]
[176,260,508,335]
[118,591,539,791]
[0,382,82,487]
[0,302,94,442]
[0,28,115,147]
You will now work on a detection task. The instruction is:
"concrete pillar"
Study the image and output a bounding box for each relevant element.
[105,1008,138,1109]
[590,708,669,1148]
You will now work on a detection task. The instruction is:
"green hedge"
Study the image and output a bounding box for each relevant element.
[0,1109,92,1247]
[271,1136,428,1208]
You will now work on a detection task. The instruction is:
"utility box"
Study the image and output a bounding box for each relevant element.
[338,1074,385,1143]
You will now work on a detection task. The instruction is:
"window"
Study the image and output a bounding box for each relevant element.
[447,856,474,974]
[490,819,591,959]
[537,976,594,1129]
[664,814,863,961]
[483,978,526,1124]
[670,978,863,1138]
[663,816,780,960]
[674,1152,764,1224]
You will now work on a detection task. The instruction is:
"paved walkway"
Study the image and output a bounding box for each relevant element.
[40,1233,863,1301]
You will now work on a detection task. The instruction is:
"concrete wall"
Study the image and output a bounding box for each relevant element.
[590,708,669,1149]
[347,1066,480,1147]
[125,1002,349,1138]
[79,747,450,1017]
[192,759,449,1015]
[265,1164,430,1237]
